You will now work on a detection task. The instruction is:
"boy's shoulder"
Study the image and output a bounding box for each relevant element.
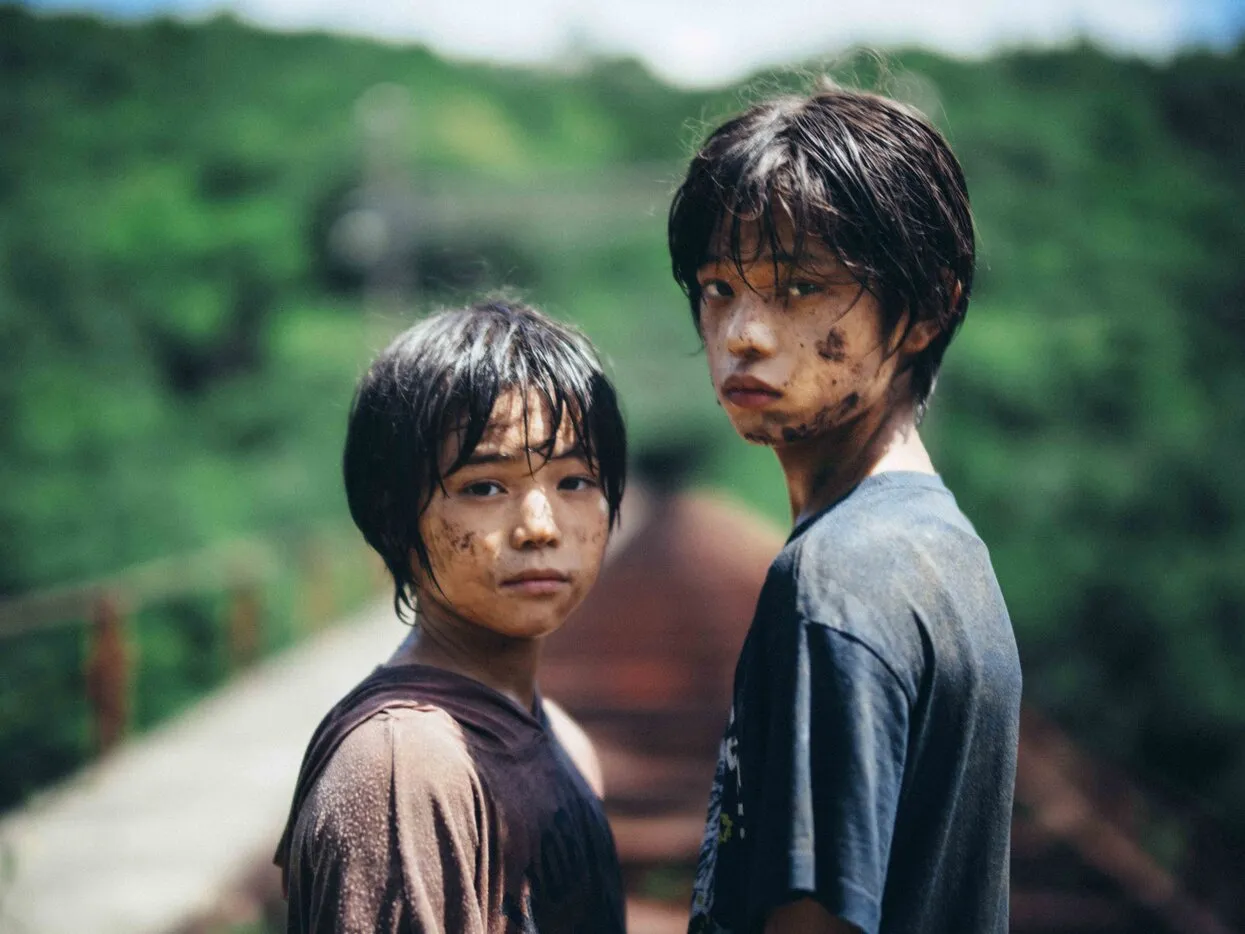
[543,698,604,798]
[285,703,497,923]
[293,663,539,831]
[782,471,979,597]
[308,705,478,815]
[766,472,999,686]
[339,703,472,766]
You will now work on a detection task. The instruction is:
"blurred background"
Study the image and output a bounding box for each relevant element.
[0,0,1243,931]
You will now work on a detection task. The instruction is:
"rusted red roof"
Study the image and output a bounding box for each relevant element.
[544,491,783,712]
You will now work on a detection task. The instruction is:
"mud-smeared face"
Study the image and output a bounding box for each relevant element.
[412,389,610,641]
[696,221,907,449]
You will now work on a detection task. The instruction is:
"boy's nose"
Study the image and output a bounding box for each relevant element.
[724,296,778,359]
[511,488,560,549]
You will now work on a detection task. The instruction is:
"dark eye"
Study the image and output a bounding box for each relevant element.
[786,280,823,298]
[462,480,505,497]
[558,475,599,492]
[700,279,735,300]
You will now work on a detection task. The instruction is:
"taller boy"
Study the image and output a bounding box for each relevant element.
[669,84,1022,934]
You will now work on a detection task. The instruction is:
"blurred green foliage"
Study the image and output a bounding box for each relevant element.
[0,5,1242,856]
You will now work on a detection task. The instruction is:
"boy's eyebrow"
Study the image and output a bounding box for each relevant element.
[462,442,589,466]
[698,251,822,270]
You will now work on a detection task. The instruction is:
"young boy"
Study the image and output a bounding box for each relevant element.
[274,299,628,933]
[668,84,1023,934]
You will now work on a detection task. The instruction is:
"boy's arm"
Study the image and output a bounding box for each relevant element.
[287,709,487,934]
[544,697,605,797]
[747,611,910,934]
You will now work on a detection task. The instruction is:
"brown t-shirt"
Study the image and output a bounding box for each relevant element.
[274,664,625,934]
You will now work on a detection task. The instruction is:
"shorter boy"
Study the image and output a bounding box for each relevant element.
[274,299,628,933]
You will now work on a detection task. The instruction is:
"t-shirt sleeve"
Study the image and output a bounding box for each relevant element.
[748,615,911,934]
[285,708,487,934]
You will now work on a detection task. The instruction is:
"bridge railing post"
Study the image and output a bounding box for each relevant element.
[301,539,334,632]
[227,583,262,672]
[84,589,131,756]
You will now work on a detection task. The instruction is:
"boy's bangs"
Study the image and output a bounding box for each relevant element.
[431,322,614,512]
[722,182,849,281]
[440,376,595,478]
[678,150,865,298]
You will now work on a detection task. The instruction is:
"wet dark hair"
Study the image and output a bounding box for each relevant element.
[668,80,975,410]
[343,299,627,621]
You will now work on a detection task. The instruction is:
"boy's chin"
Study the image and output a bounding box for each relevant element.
[729,418,782,447]
[471,611,571,642]
[740,429,781,447]
[722,408,784,447]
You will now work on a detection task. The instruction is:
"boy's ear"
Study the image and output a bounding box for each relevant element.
[901,317,941,356]
[900,277,962,356]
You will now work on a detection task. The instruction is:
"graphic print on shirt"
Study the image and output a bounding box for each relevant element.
[688,705,743,934]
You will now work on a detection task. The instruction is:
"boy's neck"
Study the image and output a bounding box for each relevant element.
[386,607,543,713]
[778,402,935,528]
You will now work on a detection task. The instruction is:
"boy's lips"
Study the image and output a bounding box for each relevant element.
[501,568,571,596]
[721,374,782,409]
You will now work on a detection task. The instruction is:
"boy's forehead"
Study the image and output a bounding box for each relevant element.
[702,216,844,273]
[485,397,573,450]
[442,389,579,464]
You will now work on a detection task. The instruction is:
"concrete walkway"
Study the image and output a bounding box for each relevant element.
[0,601,403,934]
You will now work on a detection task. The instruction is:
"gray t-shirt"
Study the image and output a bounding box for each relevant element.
[688,472,1022,934]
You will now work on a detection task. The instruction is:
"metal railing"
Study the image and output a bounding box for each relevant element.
[0,531,378,756]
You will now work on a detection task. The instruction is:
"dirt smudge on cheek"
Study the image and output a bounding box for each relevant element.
[430,516,477,556]
[777,388,863,444]
[573,520,608,547]
[779,401,839,444]
[815,328,848,362]
[451,529,477,554]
